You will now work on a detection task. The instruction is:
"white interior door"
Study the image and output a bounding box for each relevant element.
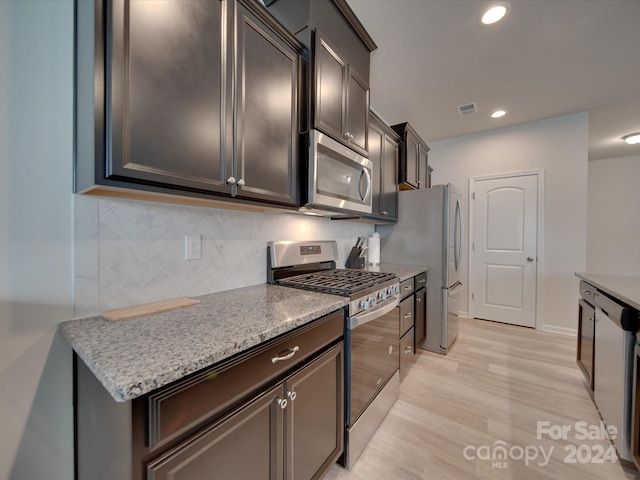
[472,174,538,328]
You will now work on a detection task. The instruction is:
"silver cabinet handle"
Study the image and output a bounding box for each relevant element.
[226,176,236,185]
[404,285,412,291]
[271,346,299,364]
[237,178,245,186]
[418,278,426,284]
[404,346,412,354]
[416,297,421,303]
[276,398,287,410]
[404,312,412,319]
[582,290,591,295]
[344,132,350,139]
[527,256,534,262]
[286,390,297,401]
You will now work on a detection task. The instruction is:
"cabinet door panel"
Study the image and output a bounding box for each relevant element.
[284,344,344,480]
[404,131,420,189]
[347,70,369,156]
[147,383,283,480]
[368,120,384,217]
[415,287,426,350]
[236,4,299,205]
[382,134,398,219]
[315,35,347,142]
[418,144,429,189]
[109,0,231,193]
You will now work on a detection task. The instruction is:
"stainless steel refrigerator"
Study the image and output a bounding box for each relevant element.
[376,184,464,354]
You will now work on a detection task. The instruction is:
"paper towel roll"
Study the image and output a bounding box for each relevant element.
[368,233,380,266]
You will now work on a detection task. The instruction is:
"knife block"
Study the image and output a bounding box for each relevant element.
[345,247,366,269]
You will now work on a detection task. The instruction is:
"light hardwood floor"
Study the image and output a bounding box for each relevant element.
[326,317,640,480]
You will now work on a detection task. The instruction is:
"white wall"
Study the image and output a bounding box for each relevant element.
[587,154,640,275]
[428,112,589,334]
[0,1,75,479]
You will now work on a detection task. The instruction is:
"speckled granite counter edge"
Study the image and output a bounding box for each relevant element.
[365,264,429,282]
[575,273,640,311]
[60,285,348,402]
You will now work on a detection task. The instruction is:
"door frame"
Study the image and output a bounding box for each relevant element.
[468,169,546,329]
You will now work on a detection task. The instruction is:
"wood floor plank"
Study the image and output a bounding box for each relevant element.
[325,318,640,480]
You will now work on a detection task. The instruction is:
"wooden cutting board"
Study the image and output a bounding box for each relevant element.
[102,297,201,321]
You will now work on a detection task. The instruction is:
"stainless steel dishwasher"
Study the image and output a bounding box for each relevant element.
[593,291,637,464]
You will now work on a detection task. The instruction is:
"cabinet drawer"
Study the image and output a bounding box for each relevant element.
[400,327,416,382]
[147,310,344,450]
[400,278,414,298]
[400,296,414,337]
[579,280,596,304]
[415,272,427,289]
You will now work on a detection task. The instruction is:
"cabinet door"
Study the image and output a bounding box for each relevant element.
[399,295,414,337]
[577,299,595,389]
[400,327,415,382]
[314,33,347,144]
[284,343,344,480]
[402,130,420,189]
[382,133,399,219]
[235,2,300,206]
[347,69,370,156]
[415,287,426,350]
[108,0,232,194]
[368,118,384,217]
[147,383,284,480]
[418,143,429,189]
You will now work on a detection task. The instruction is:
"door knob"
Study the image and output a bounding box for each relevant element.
[527,256,535,262]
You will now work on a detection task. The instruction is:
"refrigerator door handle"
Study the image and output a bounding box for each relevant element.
[454,198,463,272]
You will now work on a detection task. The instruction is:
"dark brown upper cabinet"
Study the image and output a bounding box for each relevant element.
[366,111,399,222]
[391,122,430,190]
[265,0,376,156]
[76,0,304,209]
[314,31,369,156]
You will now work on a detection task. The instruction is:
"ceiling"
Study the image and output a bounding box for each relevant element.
[346,0,640,161]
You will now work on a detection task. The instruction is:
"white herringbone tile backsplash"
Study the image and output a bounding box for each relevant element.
[73,195,374,317]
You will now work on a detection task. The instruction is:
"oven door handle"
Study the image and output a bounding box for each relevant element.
[349,296,400,330]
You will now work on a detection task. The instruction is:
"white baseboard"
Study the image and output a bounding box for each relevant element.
[541,325,577,337]
[458,311,470,319]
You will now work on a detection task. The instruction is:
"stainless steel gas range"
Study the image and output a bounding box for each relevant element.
[267,240,401,469]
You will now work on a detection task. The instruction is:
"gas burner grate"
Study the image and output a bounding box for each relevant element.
[277,269,398,295]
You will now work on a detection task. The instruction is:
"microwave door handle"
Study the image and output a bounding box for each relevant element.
[358,167,372,202]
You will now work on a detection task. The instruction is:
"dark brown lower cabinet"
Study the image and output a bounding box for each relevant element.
[147,344,344,480]
[576,280,596,391]
[415,286,426,350]
[75,310,345,480]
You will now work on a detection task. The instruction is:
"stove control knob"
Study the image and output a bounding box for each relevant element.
[360,299,369,310]
[379,291,387,301]
[368,298,376,308]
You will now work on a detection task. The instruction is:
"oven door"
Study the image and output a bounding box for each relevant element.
[346,298,399,426]
[307,130,373,214]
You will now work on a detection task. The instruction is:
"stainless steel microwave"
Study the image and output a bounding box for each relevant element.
[304,130,373,215]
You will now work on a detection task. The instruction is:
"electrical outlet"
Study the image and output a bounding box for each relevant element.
[185,235,202,260]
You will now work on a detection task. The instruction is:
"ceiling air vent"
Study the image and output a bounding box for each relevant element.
[457,102,478,117]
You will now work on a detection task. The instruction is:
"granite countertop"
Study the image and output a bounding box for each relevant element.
[575,273,640,311]
[59,284,348,403]
[364,263,429,282]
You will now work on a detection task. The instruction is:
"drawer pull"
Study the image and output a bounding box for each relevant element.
[418,278,426,284]
[582,290,591,295]
[286,390,297,402]
[271,346,300,364]
[404,346,412,354]
[404,312,412,319]
[276,398,287,410]
[404,285,412,290]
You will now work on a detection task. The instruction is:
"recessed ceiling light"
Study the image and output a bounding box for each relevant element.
[481,3,510,25]
[491,110,506,118]
[622,133,640,145]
